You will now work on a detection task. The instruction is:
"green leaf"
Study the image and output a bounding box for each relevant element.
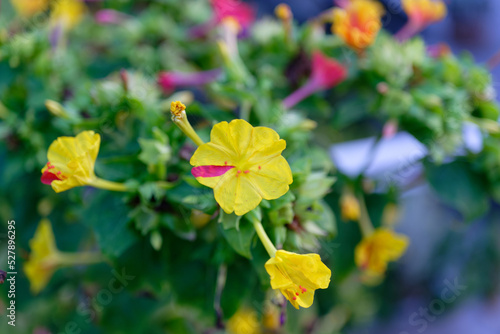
[425,160,490,222]
[82,192,138,258]
[219,211,242,230]
[159,213,196,241]
[220,220,255,259]
[129,206,158,235]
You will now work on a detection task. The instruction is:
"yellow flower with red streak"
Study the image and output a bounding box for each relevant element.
[190,119,293,216]
[265,250,331,309]
[10,0,49,17]
[41,131,100,192]
[41,131,127,192]
[402,0,446,26]
[332,0,385,51]
[24,219,60,294]
[355,228,409,277]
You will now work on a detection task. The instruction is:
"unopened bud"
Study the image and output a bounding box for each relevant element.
[45,100,70,119]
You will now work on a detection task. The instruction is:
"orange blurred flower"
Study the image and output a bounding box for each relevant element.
[332,0,385,51]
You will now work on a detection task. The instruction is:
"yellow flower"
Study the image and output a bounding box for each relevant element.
[355,228,409,277]
[262,302,281,330]
[340,193,360,221]
[226,308,261,334]
[24,219,103,294]
[275,3,292,21]
[190,209,212,229]
[41,131,127,192]
[190,119,293,216]
[41,131,100,192]
[51,0,86,30]
[402,0,446,26]
[265,250,331,309]
[10,0,49,17]
[332,0,384,51]
[24,219,61,294]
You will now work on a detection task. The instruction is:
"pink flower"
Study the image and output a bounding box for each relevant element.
[190,0,255,38]
[95,9,129,25]
[211,0,255,30]
[283,51,348,109]
[426,43,451,58]
[382,119,398,139]
[157,69,222,92]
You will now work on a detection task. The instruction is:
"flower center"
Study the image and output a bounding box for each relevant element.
[287,284,308,301]
[41,162,66,185]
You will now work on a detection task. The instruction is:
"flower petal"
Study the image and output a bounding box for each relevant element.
[192,165,235,178]
[248,155,292,200]
[213,171,262,215]
[190,142,236,167]
[47,130,100,176]
[41,170,61,185]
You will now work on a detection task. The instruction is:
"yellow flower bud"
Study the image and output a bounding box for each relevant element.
[340,194,360,221]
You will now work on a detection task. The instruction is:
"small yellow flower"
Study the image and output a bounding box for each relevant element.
[382,203,400,226]
[190,119,293,216]
[190,209,212,229]
[355,228,409,277]
[265,250,331,309]
[275,3,292,21]
[10,0,49,17]
[262,302,281,330]
[340,193,360,221]
[51,0,86,30]
[41,131,100,192]
[24,220,103,294]
[402,0,446,26]
[226,308,261,334]
[24,219,60,294]
[332,0,385,51]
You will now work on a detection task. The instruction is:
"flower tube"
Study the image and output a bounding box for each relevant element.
[282,50,347,109]
[396,0,447,42]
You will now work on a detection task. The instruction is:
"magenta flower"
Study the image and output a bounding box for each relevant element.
[426,43,451,58]
[211,0,255,30]
[190,0,255,38]
[282,51,347,109]
[95,9,130,25]
[157,69,222,92]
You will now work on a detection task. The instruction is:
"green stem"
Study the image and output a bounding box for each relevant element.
[356,193,375,237]
[173,117,205,147]
[157,162,167,181]
[214,264,227,328]
[89,178,130,192]
[240,100,252,121]
[56,251,104,266]
[251,220,277,258]
[155,181,175,189]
